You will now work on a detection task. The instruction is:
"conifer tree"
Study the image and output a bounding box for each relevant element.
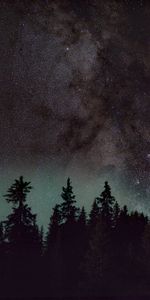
[96,181,115,227]
[81,182,116,296]
[45,204,63,296]
[77,207,88,289]
[60,178,79,295]
[46,204,62,255]
[4,176,38,256]
[61,177,79,223]
[4,176,41,257]
[3,176,41,296]
[88,199,100,229]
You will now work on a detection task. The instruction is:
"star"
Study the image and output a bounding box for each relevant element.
[135,179,140,185]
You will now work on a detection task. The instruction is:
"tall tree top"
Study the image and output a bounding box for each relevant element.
[99,181,114,203]
[4,176,32,205]
[61,177,78,222]
[61,177,76,203]
[97,181,115,205]
[96,181,115,225]
[49,204,62,229]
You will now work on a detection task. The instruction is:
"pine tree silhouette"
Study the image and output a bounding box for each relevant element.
[88,199,100,229]
[0,176,149,297]
[96,181,115,227]
[3,176,41,296]
[46,204,62,251]
[77,206,88,294]
[4,177,39,256]
[81,182,116,296]
[45,204,63,296]
[61,177,79,223]
[60,178,79,296]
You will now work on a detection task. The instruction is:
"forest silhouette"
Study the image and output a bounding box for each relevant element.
[0,176,149,297]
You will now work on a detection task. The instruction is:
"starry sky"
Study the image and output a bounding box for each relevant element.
[0,0,150,228]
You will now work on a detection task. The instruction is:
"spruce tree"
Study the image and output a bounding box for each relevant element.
[96,181,115,227]
[60,178,79,295]
[4,176,40,256]
[46,204,62,253]
[3,176,41,296]
[88,199,100,229]
[77,207,88,290]
[45,204,63,296]
[61,177,79,223]
[81,182,116,296]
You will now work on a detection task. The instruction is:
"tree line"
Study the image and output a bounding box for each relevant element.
[0,176,149,297]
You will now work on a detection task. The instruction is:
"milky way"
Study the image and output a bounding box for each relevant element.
[0,0,150,226]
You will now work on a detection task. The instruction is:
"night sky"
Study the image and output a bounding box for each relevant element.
[0,0,150,228]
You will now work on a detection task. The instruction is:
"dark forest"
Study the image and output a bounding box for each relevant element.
[0,176,149,298]
[1,1,150,299]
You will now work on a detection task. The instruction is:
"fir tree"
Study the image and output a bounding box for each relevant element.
[3,176,41,296]
[88,199,100,229]
[4,176,32,204]
[4,176,38,256]
[45,204,63,296]
[46,204,62,252]
[96,181,115,227]
[60,178,79,295]
[61,177,79,223]
[81,182,116,296]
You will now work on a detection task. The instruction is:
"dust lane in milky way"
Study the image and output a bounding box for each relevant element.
[0,0,150,226]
